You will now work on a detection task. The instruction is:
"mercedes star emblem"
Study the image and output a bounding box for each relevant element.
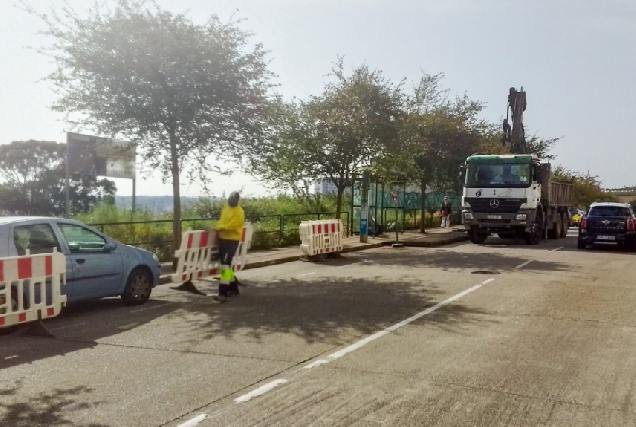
[489,199,500,209]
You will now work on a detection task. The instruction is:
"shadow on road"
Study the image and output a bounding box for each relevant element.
[341,248,569,272]
[0,380,106,427]
[0,298,177,368]
[173,276,497,345]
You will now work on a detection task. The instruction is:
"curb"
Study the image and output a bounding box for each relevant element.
[158,237,464,285]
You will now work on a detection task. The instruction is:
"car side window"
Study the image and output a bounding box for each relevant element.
[13,224,62,255]
[59,224,106,253]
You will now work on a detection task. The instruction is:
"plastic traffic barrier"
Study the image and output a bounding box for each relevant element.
[171,224,254,284]
[0,250,67,329]
[300,219,344,257]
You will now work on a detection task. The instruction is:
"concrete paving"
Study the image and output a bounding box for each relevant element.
[2,228,636,426]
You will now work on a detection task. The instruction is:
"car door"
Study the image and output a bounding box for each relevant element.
[55,222,124,300]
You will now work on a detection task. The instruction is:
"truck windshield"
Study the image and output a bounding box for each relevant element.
[465,163,531,187]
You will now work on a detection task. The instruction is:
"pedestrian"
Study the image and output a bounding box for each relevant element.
[213,191,245,302]
[440,196,452,228]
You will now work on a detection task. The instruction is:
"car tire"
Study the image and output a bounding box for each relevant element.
[469,229,488,244]
[122,268,153,306]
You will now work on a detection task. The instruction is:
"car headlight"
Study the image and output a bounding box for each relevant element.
[464,212,474,220]
[515,214,527,221]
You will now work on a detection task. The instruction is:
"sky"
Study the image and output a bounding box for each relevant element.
[1,0,635,197]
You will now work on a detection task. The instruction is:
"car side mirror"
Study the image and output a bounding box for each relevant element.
[103,242,117,253]
[68,242,80,253]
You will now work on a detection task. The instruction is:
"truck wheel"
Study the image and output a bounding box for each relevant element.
[548,218,560,239]
[526,216,543,245]
[469,229,488,244]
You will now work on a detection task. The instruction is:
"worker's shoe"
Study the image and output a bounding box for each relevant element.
[212,294,228,303]
[227,283,240,297]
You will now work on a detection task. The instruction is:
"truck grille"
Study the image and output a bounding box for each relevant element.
[465,198,525,213]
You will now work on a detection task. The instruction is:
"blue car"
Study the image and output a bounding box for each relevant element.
[0,217,161,306]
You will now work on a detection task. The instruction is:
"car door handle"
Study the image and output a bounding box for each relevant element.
[75,259,86,265]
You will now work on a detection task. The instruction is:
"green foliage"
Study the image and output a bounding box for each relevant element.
[25,0,274,254]
[248,58,404,219]
[0,140,116,216]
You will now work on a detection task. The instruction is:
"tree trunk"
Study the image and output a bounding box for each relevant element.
[169,134,182,270]
[419,177,427,233]
[336,185,344,220]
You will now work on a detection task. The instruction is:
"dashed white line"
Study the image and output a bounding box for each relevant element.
[550,246,564,252]
[326,279,494,361]
[4,355,19,360]
[302,359,329,369]
[515,260,533,269]
[234,379,288,403]
[176,413,207,427]
[118,322,140,330]
[130,302,172,313]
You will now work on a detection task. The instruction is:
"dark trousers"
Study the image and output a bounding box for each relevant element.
[219,239,240,296]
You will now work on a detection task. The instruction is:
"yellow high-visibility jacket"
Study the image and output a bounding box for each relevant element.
[215,205,245,241]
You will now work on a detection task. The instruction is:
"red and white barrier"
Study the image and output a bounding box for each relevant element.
[172,224,254,284]
[300,219,344,257]
[0,250,67,329]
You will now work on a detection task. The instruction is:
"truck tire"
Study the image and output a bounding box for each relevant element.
[548,217,560,239]
[525,215,543,245]
[469,229,488,244]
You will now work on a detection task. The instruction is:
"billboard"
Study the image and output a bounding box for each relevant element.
[66,132,136,179]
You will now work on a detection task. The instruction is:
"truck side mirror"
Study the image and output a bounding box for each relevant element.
[532,164,541,182]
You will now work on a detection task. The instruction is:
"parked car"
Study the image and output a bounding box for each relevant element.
[0,217,161,313]
[578,203,636,250]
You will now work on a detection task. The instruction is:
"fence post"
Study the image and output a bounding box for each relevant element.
[100,225,105,233]
[279,215,284,242]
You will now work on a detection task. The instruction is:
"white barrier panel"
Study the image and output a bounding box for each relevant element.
[172,224,254,284]
[0,251,67,328]
[300,219,344,256]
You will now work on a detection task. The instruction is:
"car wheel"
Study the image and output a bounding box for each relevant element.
[122,269,153,306]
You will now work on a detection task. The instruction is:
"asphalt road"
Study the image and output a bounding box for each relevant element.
[2,229,636,427]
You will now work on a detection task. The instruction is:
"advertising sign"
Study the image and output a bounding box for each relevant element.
[67,132,136,179]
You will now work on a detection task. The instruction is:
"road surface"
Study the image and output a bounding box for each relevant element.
[2,229,636,427]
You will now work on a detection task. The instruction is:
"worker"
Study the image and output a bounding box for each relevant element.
[213,191,245,302]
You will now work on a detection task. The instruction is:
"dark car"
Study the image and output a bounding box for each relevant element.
[578,202,636,250]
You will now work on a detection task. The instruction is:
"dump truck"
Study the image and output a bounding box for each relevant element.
[459,86,574,245]
[460,154,574,245]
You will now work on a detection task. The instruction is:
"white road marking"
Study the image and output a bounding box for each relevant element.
[176,414,207,427]
[550,246,564,252]
[48,322,87,331]
[118,322,140,330]
[322,279,495,362]
[296,272,315,277]
[235,379,288,403]
[4,355,19,360]
[515,260,533,269]
[130,302,172,313]
[302,359,329,369]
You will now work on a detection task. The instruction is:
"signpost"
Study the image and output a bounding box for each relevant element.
[65,132,136,218]
[392,191,399,245]
[360,171,370,243]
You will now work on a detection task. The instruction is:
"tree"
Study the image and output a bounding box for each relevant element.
[249,60,403,219]
[0,140,116,216]
[25,0,273,253]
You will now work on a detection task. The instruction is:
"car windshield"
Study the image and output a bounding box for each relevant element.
[465,163,531,187]
[588,206,631,217]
